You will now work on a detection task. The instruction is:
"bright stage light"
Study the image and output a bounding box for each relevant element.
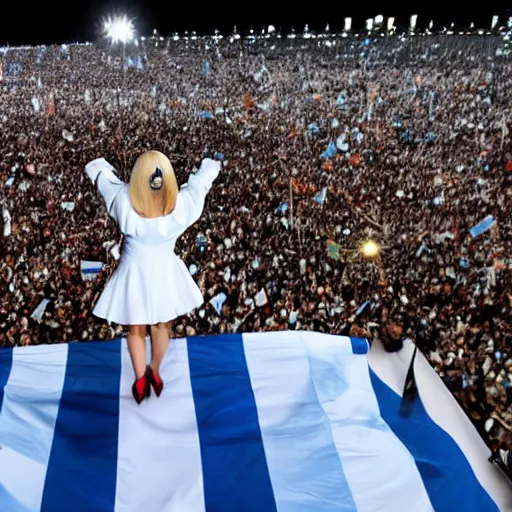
[344,18,352,32]
[361,240,381,258]
[387,17,395,32]
[491,15,498,29]
[104,16,134,44]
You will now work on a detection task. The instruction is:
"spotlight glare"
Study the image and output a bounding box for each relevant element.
[361,240,381,258]
[104,16,135,44]
[410,14,418,32]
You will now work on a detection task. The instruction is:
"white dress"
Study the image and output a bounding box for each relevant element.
[85,157,220,326]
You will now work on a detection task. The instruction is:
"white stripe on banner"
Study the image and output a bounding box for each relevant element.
[299,332,434,512]
[243,331,357,512]
[0,345,67,511]
[115,338,205,512]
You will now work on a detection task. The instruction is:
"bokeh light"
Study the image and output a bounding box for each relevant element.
[104,16,134,44]
[360,240,381,258]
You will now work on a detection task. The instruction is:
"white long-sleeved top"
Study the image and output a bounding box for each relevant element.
[85,158,220,325]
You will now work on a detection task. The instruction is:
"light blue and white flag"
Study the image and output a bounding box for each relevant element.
[307,122,319,135]
[355,301,371,316]
[314,187,327,205]
[275,202,289,214]
[321,141,337,160]
[336,94,346,105]
[60,202,75,213]
[469,215,496,238]
[336,134,349,152]
[80,261,103,281]
[2,207,11,237]
[31,97,40,113]
[0,332,509,512]
[30,299,51,322]
[209,292,227,315]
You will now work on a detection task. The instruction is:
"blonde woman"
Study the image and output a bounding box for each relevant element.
[85,152,221,403]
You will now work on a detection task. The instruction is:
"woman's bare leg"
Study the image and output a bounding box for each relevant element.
[127,325,147,379]
[150,321,171,374]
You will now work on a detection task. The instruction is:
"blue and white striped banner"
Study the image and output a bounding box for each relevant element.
[80,261,104,281]
[0,332,510,511]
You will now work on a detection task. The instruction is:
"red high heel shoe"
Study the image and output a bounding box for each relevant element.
[132,373,151,404]
[146,366,164,397]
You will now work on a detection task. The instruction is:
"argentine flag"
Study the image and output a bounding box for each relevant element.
[469,215,496,239]
[80,260,104,281]
[314,187,328,205]
[0,332,510,511]
[321,141,337,160]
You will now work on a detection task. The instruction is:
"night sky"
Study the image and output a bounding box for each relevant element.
[1,0,511,46]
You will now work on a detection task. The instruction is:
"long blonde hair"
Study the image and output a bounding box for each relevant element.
[128,151,178,218]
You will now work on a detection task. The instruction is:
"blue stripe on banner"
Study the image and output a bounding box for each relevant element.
[0,348,13,414]
[188,334,278,512]
[41,340,122,512]
[349,337,369,355]
[369,369,499,512]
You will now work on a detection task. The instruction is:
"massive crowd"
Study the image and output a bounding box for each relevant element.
[0,34,511,452]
